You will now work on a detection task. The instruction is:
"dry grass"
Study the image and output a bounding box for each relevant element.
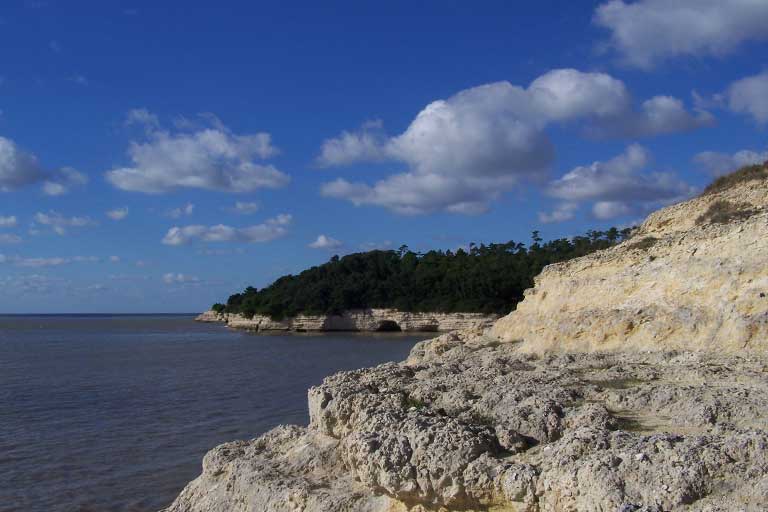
[696,200,759,226]
[702,162,768,196]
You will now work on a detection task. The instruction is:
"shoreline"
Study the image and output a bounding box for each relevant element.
[196,308,499,333]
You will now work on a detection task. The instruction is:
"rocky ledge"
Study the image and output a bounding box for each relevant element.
[166,334,768,511]
[168,169,768,511]
[196,308,498,333]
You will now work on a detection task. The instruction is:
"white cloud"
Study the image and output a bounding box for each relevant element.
[318,69,707,215]
[0,136,44,190]
[0,137,84,194]
[34,211,95,235]
[694,147,768,176]
[538,203,579,224]
[594,0,768,69]
[162,273,200,285]
[125,108,159,130]
[317,120,388,167]
[41,167,88,196]
[106,110,290,193]
[229,201,261,215]
[106,207,129,220]
[546,144,696,221]
[589,96,714,137]
[592,201,634,220]
[161,213,292,245]
[725,71,768,125]
[109,255,120,263]
[0,254,100,267]
[0,215,17,227]
[167,203,194,218]
[0,234,21,244]
[16,257,68,267]
[308,234,343,250]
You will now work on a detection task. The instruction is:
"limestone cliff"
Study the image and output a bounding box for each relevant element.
[166,168,768,511]
[491,174,768,353]
[196,308,498,333]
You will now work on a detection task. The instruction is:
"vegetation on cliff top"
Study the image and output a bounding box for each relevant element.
[213,227,634,320]
[702,161,768,195]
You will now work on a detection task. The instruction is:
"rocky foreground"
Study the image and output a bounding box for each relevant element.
[166,168,768,511]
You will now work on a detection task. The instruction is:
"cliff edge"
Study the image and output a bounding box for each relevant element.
[165,166,768,511]
[490,169,768,353]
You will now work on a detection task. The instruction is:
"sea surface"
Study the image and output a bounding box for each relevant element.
[0,315,429,512]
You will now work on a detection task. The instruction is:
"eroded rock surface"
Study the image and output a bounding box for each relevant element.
[166,340,768,512]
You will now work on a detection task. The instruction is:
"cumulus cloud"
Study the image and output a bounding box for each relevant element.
[594,0,768,69]
[34,211,96,235]
[229,201,261,215]
[588,96,714,137]
[308,234,343,250]
[317,120,388,167]
[694,146,768,176]
[162,273,200,285]
[0,137,85,194]
[725,71,768,125]
[109,255,120,263]
[167,203,194,218]
[538,203,579,224]
[0,215,17,227]
[106,110,290,193]
[592,200,634,220]
[545,144,696,221]
[161,213,291,245]
[318,69,706,214]
[125,108,159,130]
[42,167,88,196]
[106,207,129,220]
[0,136,44,190]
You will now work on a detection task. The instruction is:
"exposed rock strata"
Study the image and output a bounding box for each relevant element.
[196,309,498,333]
[491,178,768,353]
[167,175,768,511]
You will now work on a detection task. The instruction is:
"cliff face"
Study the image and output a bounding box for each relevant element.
[491,177,768,353]
[166,171,768,511]
[196,308,498,333]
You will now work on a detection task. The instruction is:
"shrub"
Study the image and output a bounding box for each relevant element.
[696,200,759,225]
[628,236,658,251]
[702,162,768,196]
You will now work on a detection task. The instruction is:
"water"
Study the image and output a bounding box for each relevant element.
[0,315,428,512]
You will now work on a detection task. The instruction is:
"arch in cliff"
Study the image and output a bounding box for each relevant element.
[376,320,402,332]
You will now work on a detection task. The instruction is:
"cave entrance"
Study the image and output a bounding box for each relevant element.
[376,320,402,332]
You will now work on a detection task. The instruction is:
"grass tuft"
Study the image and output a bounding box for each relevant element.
[702,162,768,196]
[696,200,759,226]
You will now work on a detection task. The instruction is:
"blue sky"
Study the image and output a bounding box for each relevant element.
[1,0,767,313]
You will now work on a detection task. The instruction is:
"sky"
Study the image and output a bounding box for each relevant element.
[1,0,767,313]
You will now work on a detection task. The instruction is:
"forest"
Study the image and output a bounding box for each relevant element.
[213,227,634,320]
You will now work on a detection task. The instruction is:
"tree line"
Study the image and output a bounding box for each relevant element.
[213,227,634,320]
